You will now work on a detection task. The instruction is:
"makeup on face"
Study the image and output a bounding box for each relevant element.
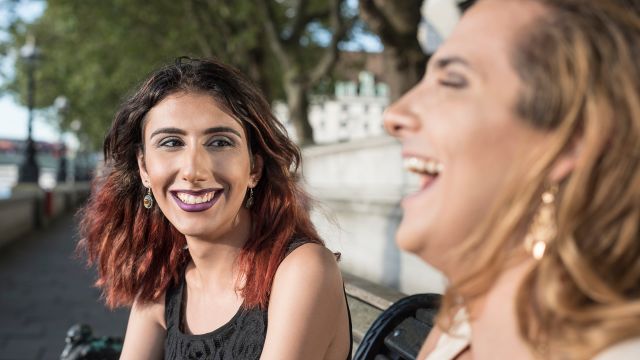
[139,92,256,240]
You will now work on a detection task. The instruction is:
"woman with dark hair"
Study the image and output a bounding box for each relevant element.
[79,57,352,359]
[385,0,640,358]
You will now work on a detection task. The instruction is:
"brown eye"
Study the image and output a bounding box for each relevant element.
[158,137,183,148]
[206,137,234,148]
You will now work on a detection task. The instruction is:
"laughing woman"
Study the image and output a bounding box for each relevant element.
[79,58,351,359]
[384,0,640,359]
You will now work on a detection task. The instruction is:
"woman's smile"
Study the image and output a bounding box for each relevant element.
[139,92,257,239]
[383,0,552,269]
[170,188,223,212]
[401,155,442,204]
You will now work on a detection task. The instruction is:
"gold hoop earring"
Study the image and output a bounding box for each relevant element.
[524,185,558,260]
[245,188,254,209]
[143,186,154,209]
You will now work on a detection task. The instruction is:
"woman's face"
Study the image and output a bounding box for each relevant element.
[384,0,550,272]
[138,92,260,240]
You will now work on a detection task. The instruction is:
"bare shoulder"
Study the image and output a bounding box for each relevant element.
[262,243,349,359]
[274,243,342,288]
[130,293,166,330]
[269,242,346,335]
[120,293,166,359]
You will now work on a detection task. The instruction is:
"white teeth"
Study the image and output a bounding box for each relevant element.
[403,157,443,176]
[176,191,215,205]
[426,161,436,174]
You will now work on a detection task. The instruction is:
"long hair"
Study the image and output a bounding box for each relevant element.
[78,57,322,309]
[438,1,640,358]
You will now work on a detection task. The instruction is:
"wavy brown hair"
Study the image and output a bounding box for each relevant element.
[439,0,640,358]
[78,57,322,309]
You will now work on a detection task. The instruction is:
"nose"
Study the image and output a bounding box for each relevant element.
[181,145,208,183]
[383,87,421,138]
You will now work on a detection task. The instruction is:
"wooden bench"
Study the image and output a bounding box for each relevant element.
[344,273,441,360]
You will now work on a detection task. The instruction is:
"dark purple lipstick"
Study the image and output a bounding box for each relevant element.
[170,189,221,212]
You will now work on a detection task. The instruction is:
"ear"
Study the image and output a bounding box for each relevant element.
[137,147,150,187]
[548,136,582,183]
[249,154,264,188]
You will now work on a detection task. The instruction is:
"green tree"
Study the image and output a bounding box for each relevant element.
[3,0,358,147]
[258,0,356,145]
[358,0,428,101]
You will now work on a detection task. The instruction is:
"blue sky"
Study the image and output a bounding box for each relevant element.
[0,0,59,142]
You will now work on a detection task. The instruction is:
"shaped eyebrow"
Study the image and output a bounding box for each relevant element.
[149,126,243,140]
[433,56,473,70]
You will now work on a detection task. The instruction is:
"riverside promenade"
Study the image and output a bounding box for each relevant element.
[0,214,129,360]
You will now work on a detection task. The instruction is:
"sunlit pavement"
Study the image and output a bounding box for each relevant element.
[0,214,128,360]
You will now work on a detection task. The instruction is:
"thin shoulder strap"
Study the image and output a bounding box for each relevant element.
[164,274,185,332]
[344,284,353,360]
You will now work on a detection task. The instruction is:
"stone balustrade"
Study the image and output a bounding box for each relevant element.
[302,135,446,296]
[0,182,90,249]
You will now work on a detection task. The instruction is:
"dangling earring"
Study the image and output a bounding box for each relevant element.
[245,187,254,209]
[524,185,558,260]
[143,186,154,209]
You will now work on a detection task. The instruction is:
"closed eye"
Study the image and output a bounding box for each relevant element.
[438,73,468,88]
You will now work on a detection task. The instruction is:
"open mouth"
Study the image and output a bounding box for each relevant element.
[170,189,222,212]
[403,156,443,191]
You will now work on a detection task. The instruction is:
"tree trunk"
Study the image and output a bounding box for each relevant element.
[286,80,314,146]
[359,0,428,101]
[246,46,272,102]
[383,45,428,101]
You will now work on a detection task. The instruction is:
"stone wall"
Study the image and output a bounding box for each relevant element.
[0,183,91,249]
[302,136,446,295]
[0,193,36,249]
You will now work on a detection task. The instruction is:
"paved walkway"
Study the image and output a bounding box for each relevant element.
[0,214,129,360]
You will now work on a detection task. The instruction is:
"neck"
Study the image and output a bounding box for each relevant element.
[467,258,536,359]
[184,209,252,291]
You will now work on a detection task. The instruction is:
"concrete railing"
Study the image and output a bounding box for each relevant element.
[0,182,91,249]
[0,192,38,249]
[303,136,446,296]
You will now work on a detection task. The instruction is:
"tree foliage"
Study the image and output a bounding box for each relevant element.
[2,0,358,147]
[258,0,356,145]
[358,0,427,101]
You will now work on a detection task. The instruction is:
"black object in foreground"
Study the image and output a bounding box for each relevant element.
[354,293,441,360]
[60,324,123,360]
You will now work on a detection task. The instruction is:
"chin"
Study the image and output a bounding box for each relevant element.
[167,219,207,238]
[395,223,428,255]
[395,223,447,271]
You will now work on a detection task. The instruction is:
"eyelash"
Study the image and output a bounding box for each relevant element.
[438,74,468,89]
[207,138,234,148]
[158,137,183,148]
[157,137,234,149]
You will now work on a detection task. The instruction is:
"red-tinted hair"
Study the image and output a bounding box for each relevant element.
[78,57,322,309]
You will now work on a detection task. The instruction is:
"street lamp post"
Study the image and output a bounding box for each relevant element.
[54,96,69,183]
[18,35,40,184]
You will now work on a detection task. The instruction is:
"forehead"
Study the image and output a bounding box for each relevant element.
[144,92,244,133]
[433,0,546,74]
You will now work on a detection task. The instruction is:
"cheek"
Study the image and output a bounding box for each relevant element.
[144,155,173,181]
[214,157,251,185]
[435,119,522,232]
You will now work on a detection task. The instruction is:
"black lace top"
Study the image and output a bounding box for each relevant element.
[163,240,352,359]
[163,274,267,360]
